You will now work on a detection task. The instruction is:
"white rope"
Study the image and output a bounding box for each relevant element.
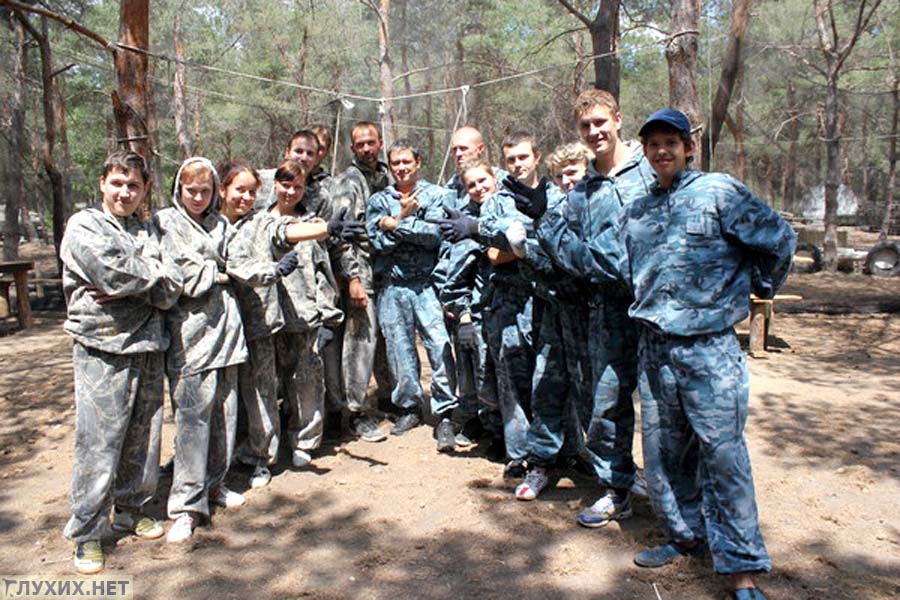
[437,87,469,185]
[331,101,343,176]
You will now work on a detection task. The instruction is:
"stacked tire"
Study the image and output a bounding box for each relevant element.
[864,242,900,277]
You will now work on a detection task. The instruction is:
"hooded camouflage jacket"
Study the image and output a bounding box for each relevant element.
[61,207,183,354]
[225,207,286,341]
[437,196,491,320]
[156,157,248,376]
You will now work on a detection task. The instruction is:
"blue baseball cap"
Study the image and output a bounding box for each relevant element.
[638,109,692,137]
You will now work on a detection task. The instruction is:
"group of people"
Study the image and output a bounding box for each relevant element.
[61,87,794,600]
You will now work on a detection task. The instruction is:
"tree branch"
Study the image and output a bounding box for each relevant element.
[1,0,112,51]
[557,0,592,28]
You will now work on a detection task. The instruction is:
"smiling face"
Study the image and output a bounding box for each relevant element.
[180,168,215,222]
[388,149,421,189]
[220,170,259,223]
[462,166,497,203]
[274,174,306,212]
[99,168,148,219]
[503,141,541,186]
[553,160,588,193]
[577,105,623,159]
[285,135,320,171]
[642,128,693,189]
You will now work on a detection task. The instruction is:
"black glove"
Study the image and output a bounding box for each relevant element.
[457,321,479,351]
[328,207,367,243]
[316,327,334,352]
[428,208,479,243]
[275,250,299,277]
[504,175,549,220]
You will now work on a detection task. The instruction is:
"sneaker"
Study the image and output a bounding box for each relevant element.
[435,418,456,453]
[454,431,475,447]
[485,437,507,463]
[166,513,195,543]
[630,470,649,498]
[112,509,165,539]
[390,412,420,436]
[503,459,527,479]
[292,449,312,468]
[159,457,174,476]
[515,467,550,501]
[73,540,104,575]
[249,466,272,489]
[576,490,633,528]
[633,540,703,568]
[350,414,387,442]
[210,486,246,508]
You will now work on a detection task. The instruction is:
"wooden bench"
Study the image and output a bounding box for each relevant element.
[748,293,803,358]
[0,261,35,328]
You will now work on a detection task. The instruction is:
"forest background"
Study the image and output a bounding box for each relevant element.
[1,0,897,270]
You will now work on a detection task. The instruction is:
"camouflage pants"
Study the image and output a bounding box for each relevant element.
[581,296,639,490]
[167,365,238,519]
[276,330,324,452]
[323,293,391,414]
[528,299,591,467]
[638,327,771,574]
[451,317,498,425]
[236,336,279,467]
[376,281,458,416]
[483,288,534,461]
[64,343,164,542]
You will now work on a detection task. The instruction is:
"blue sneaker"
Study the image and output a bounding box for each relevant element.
[633,541,703,568]
[576,491,632,528]
[731,589,766,600]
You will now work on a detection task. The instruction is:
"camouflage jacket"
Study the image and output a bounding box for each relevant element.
[157,158,248,376]
[61,207,183,354]
[479,189,537,293]
[437,197,491,320]
[365,179,452,287]
[225,207,286,341]
[616,170,797,336]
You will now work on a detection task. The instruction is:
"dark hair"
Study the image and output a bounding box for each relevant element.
[274,159,307,183]
[639,123,695,162]
[217,160,262,190]
[350,121,381,143]
[309,124,332,151]
[102,150,150,183]
[287,129,321,152]
[387,139,421,162]
[501,130,540,156]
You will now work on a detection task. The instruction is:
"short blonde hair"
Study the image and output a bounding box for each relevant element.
[180,161,214,187]
[459,158,494,182]
[573,89,619,120]
[547,142,594,175]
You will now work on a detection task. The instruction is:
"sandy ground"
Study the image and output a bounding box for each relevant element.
[0,241,898,599]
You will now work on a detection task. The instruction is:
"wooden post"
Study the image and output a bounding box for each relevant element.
[748,299,769,358]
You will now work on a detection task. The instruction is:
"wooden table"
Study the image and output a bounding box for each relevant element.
[0,261,35,328]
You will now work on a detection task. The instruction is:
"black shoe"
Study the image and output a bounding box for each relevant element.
[461,416,486,441]
[435,418,456,453]
[485,437,506,463]
[323,411,344,441]
[391,412,421,436]
[350,414,387,442]
[159,457,174,476]
[503,459,528,479]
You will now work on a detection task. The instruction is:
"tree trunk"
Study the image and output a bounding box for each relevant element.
[173,9,193,160]
[879,77,898,239]
[399,0,413,123]
[725,111,745,182]
[590,0,620,98]
[822,71,841,269]
[376,0,395,146]
[702,0,751,171]
[666,0,703,166]
[4,18,28,261]
[781,82,800,214]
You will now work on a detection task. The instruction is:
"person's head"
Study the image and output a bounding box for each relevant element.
[309,124,332,168]
[501,131,541,186]
[217,160,261,223]
[99,150,151,219]
[573,89,623,159]
[450,126,485,172]
[460,158,497,204]
[273,159,307,212]
[284,129,321,171]
[178,159,217,222]
[350,121,383,169]
[547,142,594,192]
[638,109,695,188]
[387,139,422,190]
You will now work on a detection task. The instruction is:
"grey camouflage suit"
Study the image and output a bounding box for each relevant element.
[594,169,795,574]
[266,208,343,455]
[226,207,288,467]
[61,206,183,542]
[157,158,248,520]
[322,157,393,417]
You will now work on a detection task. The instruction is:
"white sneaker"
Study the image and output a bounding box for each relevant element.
[210,486,246,508]
[515,467,550,501]
[166,513,195,543]
[292,449,312,468]
[249,466,272,489]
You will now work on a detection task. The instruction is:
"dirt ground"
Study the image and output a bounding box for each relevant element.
[1,240,899,599]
